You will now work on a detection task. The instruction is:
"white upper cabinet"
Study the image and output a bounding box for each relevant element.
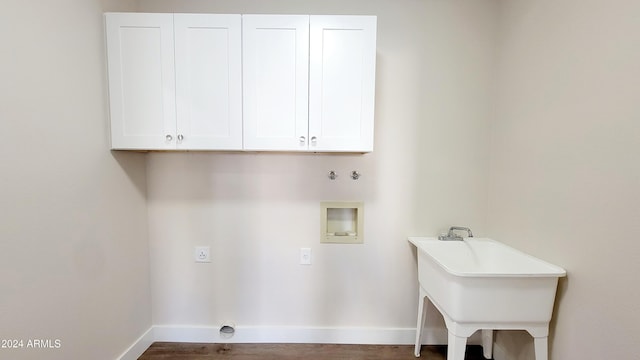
[105,13,242,150]
[106,13,176,150]
[242,15,310,151]
[174,14,242,150]
[105,13,376,152]
[309,16,377,152]
[242,15,376,152]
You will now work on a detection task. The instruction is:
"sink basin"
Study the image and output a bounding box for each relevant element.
[408,237,566,360]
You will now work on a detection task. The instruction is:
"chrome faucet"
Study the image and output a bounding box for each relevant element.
[438,226,474,241]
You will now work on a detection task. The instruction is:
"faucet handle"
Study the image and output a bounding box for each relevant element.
[448,226,474,238]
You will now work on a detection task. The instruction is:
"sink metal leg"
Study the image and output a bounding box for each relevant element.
[447,332,467,360]
[481,329,493,359]
[533,337,548,360]
[414,288,428,357]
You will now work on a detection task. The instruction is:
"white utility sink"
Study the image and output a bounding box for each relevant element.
[408,237,566,360]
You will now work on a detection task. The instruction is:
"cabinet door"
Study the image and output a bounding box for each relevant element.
[242,15,309,151]
[309,16,377,152]
[105,13,176,150]
[174,14,242,150]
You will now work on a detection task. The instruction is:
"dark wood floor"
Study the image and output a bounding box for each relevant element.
[138,342,491,360]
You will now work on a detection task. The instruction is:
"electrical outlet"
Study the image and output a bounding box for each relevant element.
[195,246,211,263]
[300,248,312,265]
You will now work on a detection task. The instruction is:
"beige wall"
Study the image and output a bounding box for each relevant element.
[489,0,640,358]
[6,0,634,358]
[140,0,495,334]
[0,0,151,359]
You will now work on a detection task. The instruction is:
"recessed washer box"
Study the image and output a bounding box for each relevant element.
[320,201,364,244]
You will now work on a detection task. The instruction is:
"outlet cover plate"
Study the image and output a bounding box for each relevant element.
[195,246,211,263]
[300,248,312,265]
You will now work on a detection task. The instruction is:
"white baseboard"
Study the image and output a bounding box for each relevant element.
[153,325,444,345]
[117,327,154,360]
[119,325,480,359]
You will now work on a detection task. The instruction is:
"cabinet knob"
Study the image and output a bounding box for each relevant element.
[166,134,173,141]
[299,136,306,144]
[177,134,184,142]
[311,136,317,145]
